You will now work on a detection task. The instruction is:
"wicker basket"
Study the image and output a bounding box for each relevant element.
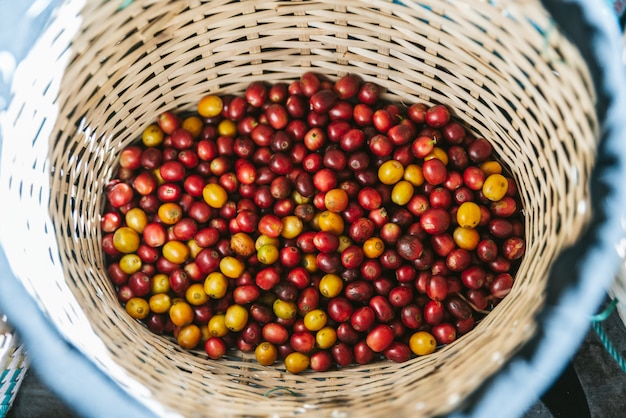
[0,0,608,417]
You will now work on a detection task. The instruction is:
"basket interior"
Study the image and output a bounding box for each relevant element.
[2,0,598,417]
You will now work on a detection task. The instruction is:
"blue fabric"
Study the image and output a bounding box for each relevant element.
[0,0,59,111]
[1,1,625,418]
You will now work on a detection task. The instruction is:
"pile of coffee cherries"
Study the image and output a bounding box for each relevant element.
[102,72,525,373]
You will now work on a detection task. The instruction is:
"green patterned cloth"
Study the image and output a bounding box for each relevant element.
[0,335,28,418]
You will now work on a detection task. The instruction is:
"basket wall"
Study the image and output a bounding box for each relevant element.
[0,0,598,417]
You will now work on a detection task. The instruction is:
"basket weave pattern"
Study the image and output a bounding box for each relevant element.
[0,1,597,417]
